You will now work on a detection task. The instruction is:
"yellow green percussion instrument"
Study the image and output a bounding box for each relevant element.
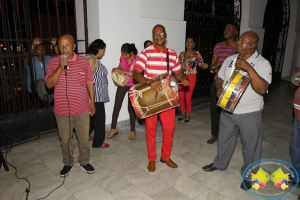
[217,70,251,113]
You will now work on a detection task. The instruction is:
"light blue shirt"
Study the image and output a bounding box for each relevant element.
[24,56,52,93]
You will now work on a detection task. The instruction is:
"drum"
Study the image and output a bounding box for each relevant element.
[129,74,179,119]
[217,70,251,113]
[291,71,300,86]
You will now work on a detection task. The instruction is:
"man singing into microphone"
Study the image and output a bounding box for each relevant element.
[45,34,96,177]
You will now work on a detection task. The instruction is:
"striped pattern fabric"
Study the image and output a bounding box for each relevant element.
[134,44,181,78]
[294,87,300,121]
[213,42,237,65]
[86,54,109,103]
[46,53,94,116]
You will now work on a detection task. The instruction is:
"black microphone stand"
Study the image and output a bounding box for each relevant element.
[0,150,9,171]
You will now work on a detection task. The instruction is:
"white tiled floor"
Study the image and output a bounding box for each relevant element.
[1,81,299,200]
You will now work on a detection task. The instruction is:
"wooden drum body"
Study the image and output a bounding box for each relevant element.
[129,74,179,119]
[217,71,250,113]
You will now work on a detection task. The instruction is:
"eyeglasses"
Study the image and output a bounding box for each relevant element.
[153,32,164,37]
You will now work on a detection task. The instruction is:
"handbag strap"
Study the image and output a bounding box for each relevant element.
[129,57,135,72]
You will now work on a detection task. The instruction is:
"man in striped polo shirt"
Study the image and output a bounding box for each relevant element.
[208,21,239,144]
[46,34,96,177]
[133,24,189,172]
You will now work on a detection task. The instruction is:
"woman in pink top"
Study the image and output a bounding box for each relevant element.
[107,43,138,140]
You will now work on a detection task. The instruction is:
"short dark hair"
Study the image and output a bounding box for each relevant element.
[87,39,106,55]
[152,24,166,33]
[186,37,195,42]
[227,21,239,31]
[34,44,44,51]
[121,43,138,55]
[144,40,153,48]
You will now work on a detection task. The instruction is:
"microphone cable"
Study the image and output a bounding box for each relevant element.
[38,61,71,200]
[0,125,31,200]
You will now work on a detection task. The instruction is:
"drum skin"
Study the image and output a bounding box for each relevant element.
[129,76,179,119]
[217,71,250,113]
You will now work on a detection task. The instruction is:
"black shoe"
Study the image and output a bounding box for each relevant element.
[288,174,300,186]
[202,163,218,172]
[60,165,73,177]
[241,180,252,190]
[80,163,95,174]
[289,178,300,187]
[298,194,300,200]
[207,136,218,144]
[43,100,48,109]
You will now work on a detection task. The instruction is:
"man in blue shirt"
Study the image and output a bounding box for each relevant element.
[24,43,53,108]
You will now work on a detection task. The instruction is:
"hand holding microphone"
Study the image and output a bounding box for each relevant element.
[61,55,68,76]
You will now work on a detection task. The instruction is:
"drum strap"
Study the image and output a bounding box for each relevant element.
[166,48,169,74]
[152,49,169,105]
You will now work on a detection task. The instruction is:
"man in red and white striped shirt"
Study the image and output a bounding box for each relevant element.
[46,34,96,177]
[133,24,189,172]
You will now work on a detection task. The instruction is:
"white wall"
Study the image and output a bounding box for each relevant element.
[94,0,141,125]
[86,0,100,43]
[240,0,267,54]
[248,0,267,29]
[282,0,299,76]
[75,0,86,54]
[86,0,186,126]
[291,33,300,69]
[241,0,300,77]
[140,0,184,21]
[239,0,250,34]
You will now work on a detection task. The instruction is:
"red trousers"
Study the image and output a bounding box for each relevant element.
[178,74,197,113]
[145,108,175,161]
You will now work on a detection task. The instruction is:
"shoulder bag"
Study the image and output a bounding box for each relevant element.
[112,58,135,87]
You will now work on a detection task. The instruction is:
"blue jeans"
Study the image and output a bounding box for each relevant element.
[290,118,300,178]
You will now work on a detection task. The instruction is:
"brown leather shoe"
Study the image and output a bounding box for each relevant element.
[106,129,118,139]
[148,160,156,172]
[185,114,190,122]
[129,131,136,140]
[178,112,186,121]
[207,136,218,144]
[160,158,178,168]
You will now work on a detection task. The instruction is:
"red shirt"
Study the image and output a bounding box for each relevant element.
[46,53,94,116]
[213,42,237,65]
[213,42,237,79]
[134,44,181,78]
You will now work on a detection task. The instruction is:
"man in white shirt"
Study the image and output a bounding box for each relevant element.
[202,31,272,190]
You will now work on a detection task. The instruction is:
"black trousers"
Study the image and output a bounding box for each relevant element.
[111,86,135,131]
[210,80,221,137]
[90,102,105,147]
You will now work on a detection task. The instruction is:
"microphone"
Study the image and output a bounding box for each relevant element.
[63,55,68,76]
